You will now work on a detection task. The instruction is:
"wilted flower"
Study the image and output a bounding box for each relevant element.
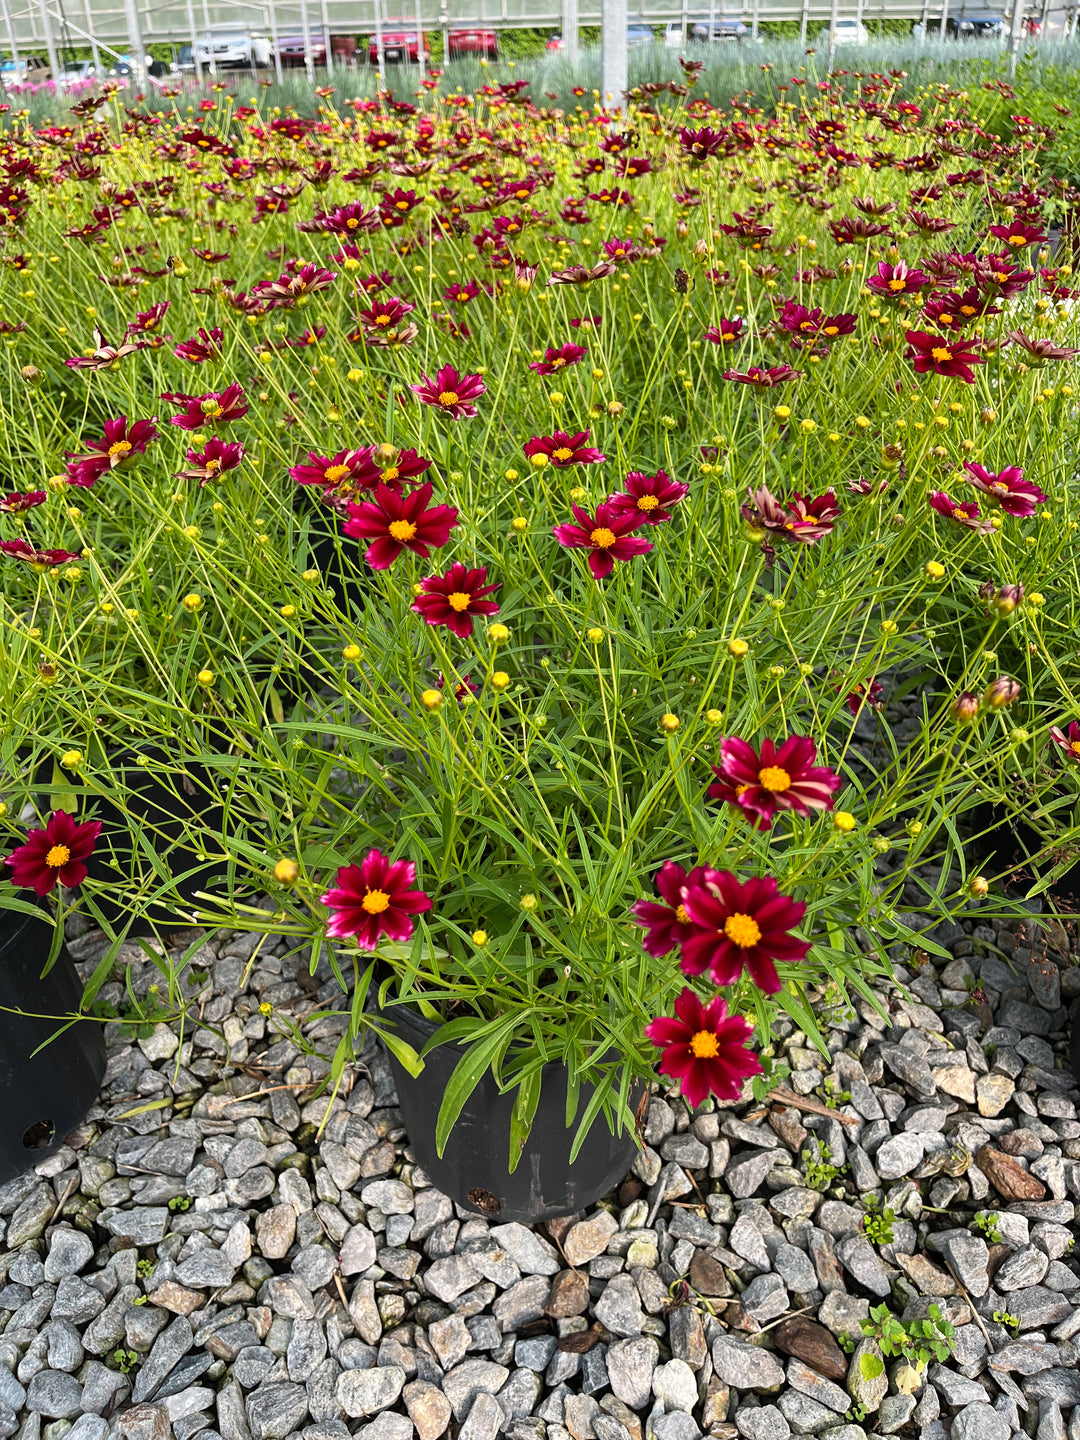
[722,364,802,388]
[0,490,46,513]
[320,849,431,948]
[741,484,839,546]
[411,562,501,639]
[645,988,762,1107]
[64,326,143,371]
[1006,329,1080,363]
[5,809,102,895]
[0,539,81,569]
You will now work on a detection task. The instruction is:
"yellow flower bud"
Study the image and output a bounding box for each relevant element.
[833,811,856,832]
[926,561,945,579]
[728,638,749,658]
[488,624,510,643]
[587,627,604,643]
[520,893,538,911]
[343,644,361,662]
[472,930,488,946]
[279,605,297,618]
[491,671,510,691]
[420,689,443,710]
[705,708,723,724]
[968,875,989,897]
[660,713,680,733]
[274,858,299,885]
[60,750,83,770]
[196,669,214,687]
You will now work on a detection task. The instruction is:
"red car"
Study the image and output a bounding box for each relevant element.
[279,34,327,66]
[368,27,430,62]
[447,27,498,59]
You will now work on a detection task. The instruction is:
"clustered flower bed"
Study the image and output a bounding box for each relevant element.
[0,68,1078,1203]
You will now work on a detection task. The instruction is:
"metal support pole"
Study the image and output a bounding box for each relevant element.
[751,0,759,39]
[1,0,21,73]
[680,0,688,46]
[265,0,281,80]
[1008,0,1025,68]
[919,0,929,38]
[601,0,627,112]
[372,0,384,73]
[201,0,215,73]
[939,0,950,38]
[563,0,578,57]
[79,0,100,68]
[1039,0,1050,35]
[827,0,839,64]
[185,0,201,80]
[855,0,864,36]
[320,0,333,74]
[299,0,316,82]
[414,0,424,76]
[123,0,144,85]
[39,0,60,81]
[799,0,808,42]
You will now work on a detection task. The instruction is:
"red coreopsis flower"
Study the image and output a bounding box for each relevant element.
[679,126,725,161]
[64,415,159,488]
[631,859,707,957]
[928,490,994,532]
[1006,329,1080,363]
[607,470,689,526]
[679,870,811,993]
[866,260,931,298]
[0,539,81,569]
[319,848,431,948]
[722,364,802,388]
[64,327,143,371]
[166,384,248,430]
[741,484,839,547]
[704,319,744,345]
[343,482,459,570]
[443,279,484,305]
[290,449,372,492]
[5,809,102,896]
[411,562,501,639]
[410,365,486,420]
[178,436,244,486]
[708,734,841,831]
[963,462,1047,516]
[645,988,762,1107]
[839,676,885,716]
[777,303,856,339]
[553,501,653,581]
[988,218,1047,248]
[174,327,224,363]
[1050,722,1080,761]
[127,301,171,333]
[905,329,982,382]
[0,490,46,513]
[252,264,338,306]
[524,430,607,468]
[529,344,587,375]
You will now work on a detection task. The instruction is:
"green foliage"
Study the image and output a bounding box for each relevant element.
[801,1144,841,1192]
[861,1196,896,1247]
[111,1350,139,1374]
[861,1303,955,1369]
[993,1309,1021,1335]
[973,1210,1004,1244]
[167,1195,192,1212]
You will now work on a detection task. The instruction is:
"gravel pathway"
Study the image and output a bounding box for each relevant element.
[0,900,1079,1440]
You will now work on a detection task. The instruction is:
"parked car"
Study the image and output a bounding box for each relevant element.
[447,27,498,59]
[927,10,1004,35]
[688,18,749,40]
[279,34,327,66]
[1,54,52,83]
[58,58,97,85]
[818,18,870,42]
[368,27,430,62]
[626,24,657,45]
[181,31,271,69]
[546,31,565,50]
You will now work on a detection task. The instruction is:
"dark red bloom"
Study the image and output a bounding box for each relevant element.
[708,734,841,831]
[252,264,337,305]
[631,860,706,957]
[905,329,982,382]
[343,482,458,570]
[166,384,248,430]
[174,327,224,363]
[922,288,999,329]
[127,301,171,333]
[704,319,744,344]
[865,260,931,298]
[777,303,856,339]
[320,848,431,948]
[679,127,726,160]
[5,809,102,896]
[64,415,159,488]
[0,490,46,513]
[524,430,606,468]
[679,870,810,994]
[963,463,1047,516]
[290,449,372,493]
[410,365,486,419]
[1006,329,1080,363]
[553,501,652,580]
[840,676,885,716]
[927,491,994,532]
[606,470,689,526]
[64,327,143,371]
[645,988,762,1108]
[988,218,1047,248]
[741,484,839,546]
[178,437,244,486]
[1050,722,1080,761]
[411,562,501,639]
[529,344,587,375]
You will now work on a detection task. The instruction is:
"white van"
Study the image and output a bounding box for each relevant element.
[187,31,271,68]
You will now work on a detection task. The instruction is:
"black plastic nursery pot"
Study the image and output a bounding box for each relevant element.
[0,906,106,1183]
[294,485,370,617]
[969,796,1080,907]
[77,748,228,936]
[382,1004,643,1223]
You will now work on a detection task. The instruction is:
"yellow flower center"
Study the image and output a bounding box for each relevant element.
[675,904,690,924]
[590,527,617,548]
[388,519,417,541]
[108,440,132,457]
[990,481,1008,493]
[205,458,221,475]
[888,278,905,291]
[447,591,471,612]
[637,495,659,511]
[45,844,71,868]
[951,507,969,520]
[961,304,977,316]
[938,312,953,326]
[553,447,573,461]
[1007,234,1025,246]
[201,400,223,418]
[438,390,460,406]
[724,912,763,948]
[823,325,839,336]
[758,765,791,792]
[361,889,391,913]
[375,314,391,325]
[931,347,953,363]
[324,464,350,483]
[799,320,814,331]
[381,465,399,482]
[346,217,359,228]
[689,1030,720,1059]
[552,357,566,368]
[721,331,735,340]
[1071,741,1080,755]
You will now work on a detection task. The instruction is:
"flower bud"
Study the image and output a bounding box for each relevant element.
[969,875,989,897]
[420,688,442,710]
[660,713,680,733]
[984,675,1021,708]
[274,859,299,885]
[952,691,981,724]
[491,671,510,691]
[20,365,40,386]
